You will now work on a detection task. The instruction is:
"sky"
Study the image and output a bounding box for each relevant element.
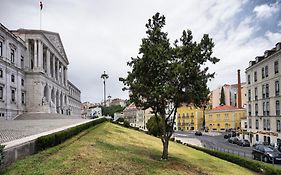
[0,0,280,103]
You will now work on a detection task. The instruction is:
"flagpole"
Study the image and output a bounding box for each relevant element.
[40,8,42,30]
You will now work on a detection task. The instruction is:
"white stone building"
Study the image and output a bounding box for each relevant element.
[0,23,81,119]
[245,42,281,145]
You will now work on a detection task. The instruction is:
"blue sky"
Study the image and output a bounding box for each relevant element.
[0,0,280,103]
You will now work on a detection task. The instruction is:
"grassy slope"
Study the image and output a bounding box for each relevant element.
[3,122,258,175]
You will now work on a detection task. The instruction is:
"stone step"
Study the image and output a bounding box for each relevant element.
[14,113,82,120]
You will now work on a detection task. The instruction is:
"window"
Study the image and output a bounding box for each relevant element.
[21,79,24,86]
[263,102,266,116]
[277,120,281,132]
[262,67,265,79]
[0,86,3,100]
[276,100,280,116]
[11,89,15,102]
[11,74,15,83]
[10,49,15,63]
[248,118,252,129]
[0,41,2,57]
[255,87,258,100]
[266,84,269,98]
[263,119,266,130]
[265,66,268,77]
[266,101,270,116]
[248,89,251,101]
[267,119,270,131]
[248,104,251,116]
[255,103,258,116]
[21,56,24,68]
[247,74,251,84]
[0,69,3,78]
[254,71,257,82]
[256,134,259,142]
[256,119,259,129]
[275,61,279,74]
[276,81,280,96]
[262,84,265,99]
[21,92,25,104]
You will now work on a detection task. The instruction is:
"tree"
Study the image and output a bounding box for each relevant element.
[220,86,226,106]
[120,12,219,160]
[101,71,109,106]
[101,105,124,117]
[146,115,165,137]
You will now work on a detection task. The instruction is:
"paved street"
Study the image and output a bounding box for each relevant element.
[0,118,90,144]
[173,131,281,167]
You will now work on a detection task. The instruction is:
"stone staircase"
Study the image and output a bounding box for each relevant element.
[14,113,82,120]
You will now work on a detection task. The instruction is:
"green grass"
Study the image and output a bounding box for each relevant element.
[3,122,258,175]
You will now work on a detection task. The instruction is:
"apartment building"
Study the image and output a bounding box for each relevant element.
[245,42,281,145]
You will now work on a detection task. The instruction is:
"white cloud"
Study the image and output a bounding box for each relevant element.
[253,3,279,19]
[0,0,280,102]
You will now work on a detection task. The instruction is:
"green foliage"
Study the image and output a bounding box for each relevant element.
[116,117,124,122]
[123,120,130,128]
[102,105,124,117]
[220,87,226,106]
[120,12,219,159]
[0,144,5,165]
[185,143,281,175]
[35,118,106,151]
[146,115,164,137]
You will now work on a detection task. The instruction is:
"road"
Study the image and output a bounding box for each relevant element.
[173,130,281,168]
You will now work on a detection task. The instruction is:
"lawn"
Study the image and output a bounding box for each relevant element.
[3,122,258,175]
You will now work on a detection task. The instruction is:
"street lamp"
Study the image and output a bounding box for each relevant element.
[101,71,109,107]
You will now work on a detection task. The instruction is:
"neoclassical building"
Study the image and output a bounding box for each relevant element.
[0,23,81,119]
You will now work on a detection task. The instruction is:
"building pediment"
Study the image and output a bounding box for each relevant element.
[43,32,69,64]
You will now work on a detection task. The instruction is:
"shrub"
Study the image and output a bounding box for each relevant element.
[185,143,281,175]
[123,121,130,128]
[170,137,175,141]
[0,145,5,165]
[35,118,106,151]
[176,140,182,144]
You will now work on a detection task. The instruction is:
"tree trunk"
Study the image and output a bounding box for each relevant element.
[161,137,169,160]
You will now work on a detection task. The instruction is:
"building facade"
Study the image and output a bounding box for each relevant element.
[68,80,81,116]
[205,105,246,131]
[176,104,203,131]
[211,83,246,109]
[0,23,81,119]
[123,103,153,131]
[245,42,281,145]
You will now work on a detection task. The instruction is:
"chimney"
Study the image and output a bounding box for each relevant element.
[237,69,242,109]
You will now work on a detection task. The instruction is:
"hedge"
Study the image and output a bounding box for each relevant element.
[184,143,281,175]
[0,145,4,165]
[35,118,106,151]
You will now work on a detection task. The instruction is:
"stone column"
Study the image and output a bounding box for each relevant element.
[46,49,50,76]
[61,65,64,85]
[52,56,55,79]
[38,40,43,71]
[65,67,68,86]
[56,60,60,82]
[34,39,37,69]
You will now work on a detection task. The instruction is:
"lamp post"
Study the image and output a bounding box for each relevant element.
[101,71,109,107]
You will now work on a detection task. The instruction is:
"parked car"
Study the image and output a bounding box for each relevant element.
[195,131,202,136]
[237,139,250,147]
[224,133,231,139]
[252,145,281,163]
[228,137,239,144]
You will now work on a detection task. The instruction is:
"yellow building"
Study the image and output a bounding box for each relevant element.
[206,105,246,131]
[176,104,204,131]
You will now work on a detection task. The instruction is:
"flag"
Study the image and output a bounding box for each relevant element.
[40,1,43,10]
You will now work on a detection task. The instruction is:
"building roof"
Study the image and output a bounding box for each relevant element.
[209,105,244,112]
